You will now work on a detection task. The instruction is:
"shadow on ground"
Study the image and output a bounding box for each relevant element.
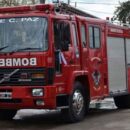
[0,108,125,130]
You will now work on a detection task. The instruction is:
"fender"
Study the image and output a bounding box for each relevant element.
[66,70,89,94]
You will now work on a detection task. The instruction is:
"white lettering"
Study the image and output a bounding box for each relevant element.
[9,18,16,23]
[13,58,21,66]
[6,59,12,67]
[22,58,29,66]
[33,18,39,22]
[110,28,123,34]
[0,19,5,23]
[27,18,33,22]
[21,18,27,22]
[30,58,37,66]
[0,58,37,67]
[0,59,5,67]
[0,17,40,24]
[21,18,32,22]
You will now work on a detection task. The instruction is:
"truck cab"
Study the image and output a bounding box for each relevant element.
[0,4,86,122]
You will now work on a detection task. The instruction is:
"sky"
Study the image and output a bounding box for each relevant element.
[46,0,128,19]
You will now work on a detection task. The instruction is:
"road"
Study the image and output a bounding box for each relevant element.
[0,99,130,130]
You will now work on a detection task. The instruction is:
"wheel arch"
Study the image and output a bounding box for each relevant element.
[74,74,90,99]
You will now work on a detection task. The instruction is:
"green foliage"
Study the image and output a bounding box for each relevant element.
[0,0,45,7]
[114,1,130,23]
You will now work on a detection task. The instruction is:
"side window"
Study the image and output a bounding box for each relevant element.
[72,24,79,58]
[54,21,71,51]
[80,24,87,47]
[72,24,78,47]
[89,26,94,48]
[53,20,71,72]
[89,26,101,49]
[94,27,100,48]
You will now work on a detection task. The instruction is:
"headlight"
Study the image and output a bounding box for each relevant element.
[32,89,44,96]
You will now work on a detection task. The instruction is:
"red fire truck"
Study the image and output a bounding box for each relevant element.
[0,3,129,122]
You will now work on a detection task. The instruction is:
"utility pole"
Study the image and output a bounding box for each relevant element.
[52,0,59,3]
[40,0,45,3]
[68,0,70,5]
[75,2,77,7]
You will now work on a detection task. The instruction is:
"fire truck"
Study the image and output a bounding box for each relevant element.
[0,3,129,123]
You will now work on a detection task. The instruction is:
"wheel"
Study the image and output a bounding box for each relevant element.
[0,109,17,120]
[114,95,130,109]
[61,82,90,123]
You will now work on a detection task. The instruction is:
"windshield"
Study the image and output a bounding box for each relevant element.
[0,17,48,53]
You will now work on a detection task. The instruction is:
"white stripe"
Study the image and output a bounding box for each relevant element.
[59,51,62,64]
[60,52,67,65]
[58,50,67,65]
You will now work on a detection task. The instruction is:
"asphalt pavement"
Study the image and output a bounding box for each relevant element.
[0,99,129,130]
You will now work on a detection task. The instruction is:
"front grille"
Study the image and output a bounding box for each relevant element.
[0,99,22,103]
[0,68,46,86]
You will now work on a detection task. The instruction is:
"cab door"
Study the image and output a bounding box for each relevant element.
[88,24,105,98]
[71,22,80,67]
[79,22,88,69]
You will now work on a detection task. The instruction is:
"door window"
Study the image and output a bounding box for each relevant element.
[72,24,79,58]
[54,21,71,51]
[53,20,71,72]
[80,25,87,47]
[72,24,78,47]
[89,26,101,49]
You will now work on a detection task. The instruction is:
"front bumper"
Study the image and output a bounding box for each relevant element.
[0,86,57,109]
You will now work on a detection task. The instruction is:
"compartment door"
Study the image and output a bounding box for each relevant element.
[107,37,127,94]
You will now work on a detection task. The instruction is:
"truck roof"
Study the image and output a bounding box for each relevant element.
[0,3,129,33]
[0,3,98,18]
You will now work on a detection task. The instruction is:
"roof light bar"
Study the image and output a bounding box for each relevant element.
[0,4,54,13]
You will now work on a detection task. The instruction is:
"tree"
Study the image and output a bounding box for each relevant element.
[0,0,19,6]
[114,1,130,24]
[0,0,46,7]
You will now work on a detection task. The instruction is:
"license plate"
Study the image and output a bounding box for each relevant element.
[0,92,12,99]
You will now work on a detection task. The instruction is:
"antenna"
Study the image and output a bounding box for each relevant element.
[56,3,98,18]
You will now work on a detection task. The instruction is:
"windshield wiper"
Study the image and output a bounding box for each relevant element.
[0,45,9,51]
[16,47,40,52]
[9,47,41,54]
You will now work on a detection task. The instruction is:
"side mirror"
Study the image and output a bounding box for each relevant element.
[61,41,69,51]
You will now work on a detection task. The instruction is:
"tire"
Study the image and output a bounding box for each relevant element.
[0,109,17,120]
[114,95,130,109]
[61,82,90,123]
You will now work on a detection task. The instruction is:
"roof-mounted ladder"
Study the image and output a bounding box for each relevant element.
[54,3,98,18]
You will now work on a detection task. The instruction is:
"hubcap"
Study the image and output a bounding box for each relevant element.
[72,90,84,115]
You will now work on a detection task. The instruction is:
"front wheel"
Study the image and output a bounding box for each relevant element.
[0,109,17,120]
[61,82,90,123]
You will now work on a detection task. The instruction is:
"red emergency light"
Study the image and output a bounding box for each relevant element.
[0,4,54,13]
